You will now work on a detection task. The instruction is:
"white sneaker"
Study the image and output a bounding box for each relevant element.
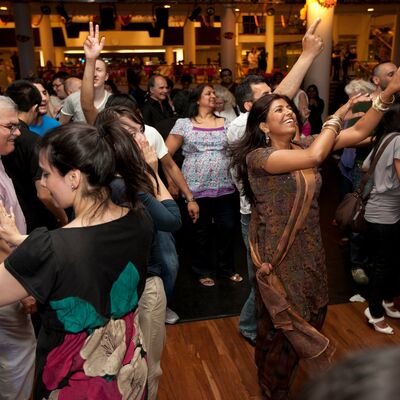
[351,268,369,285]
[165,307,180,324]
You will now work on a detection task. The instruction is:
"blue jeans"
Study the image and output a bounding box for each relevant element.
[238,213,257,341]
[158,231,179,304]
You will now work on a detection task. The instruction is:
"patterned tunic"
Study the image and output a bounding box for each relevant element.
[247,142,329,321]
[170,118,235,199]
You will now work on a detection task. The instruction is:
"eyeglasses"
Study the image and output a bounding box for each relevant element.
[0,123,20,135]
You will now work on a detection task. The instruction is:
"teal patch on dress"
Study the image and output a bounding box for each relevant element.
[110,261,139,318]
[50,297,107,333]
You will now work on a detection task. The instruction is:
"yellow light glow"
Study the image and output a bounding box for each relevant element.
[367,8,374,12]
[164,5,171,9]
[0,6,8,11]
[235,8,240,12]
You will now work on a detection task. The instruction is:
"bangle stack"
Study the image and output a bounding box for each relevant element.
[372,93,395,113]
[322,114,343,137]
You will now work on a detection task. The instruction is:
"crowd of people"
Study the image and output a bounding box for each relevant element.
[0,18,399,400]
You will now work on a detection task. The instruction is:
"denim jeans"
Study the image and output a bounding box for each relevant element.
[366,220,400,318]
[238,213,257,341]
[158,231,179,304]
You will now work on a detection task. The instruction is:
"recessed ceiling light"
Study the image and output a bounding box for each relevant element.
[367,8,374,12]
[164,4,171,8]
[0,6,8,11]
[235,8,240,12]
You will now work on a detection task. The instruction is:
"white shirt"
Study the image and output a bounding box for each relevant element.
[144,125,168,159]
[226,112,251,214]
[61,90,110,122]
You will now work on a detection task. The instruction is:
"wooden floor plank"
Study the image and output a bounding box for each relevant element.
[159,302,400,400]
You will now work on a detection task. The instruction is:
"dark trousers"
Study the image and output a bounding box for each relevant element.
[191,193,238,278]
[366,220,400,317]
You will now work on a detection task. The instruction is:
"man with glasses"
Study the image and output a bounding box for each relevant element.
[0,95,36,400]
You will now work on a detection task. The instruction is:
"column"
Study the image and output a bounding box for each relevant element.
[304,0,335,120]
[12,1,36,77]
[183,19,196,64]
[265,15,274,73]
[357,16,371,62]
[39,14,55,66]
[235,22,242,78]
[220,5,236,79]
[392,13,400,67]
[165,46,174,65]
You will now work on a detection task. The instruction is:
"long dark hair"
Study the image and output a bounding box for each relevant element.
[40,122,153,219]
[227,93,291,204]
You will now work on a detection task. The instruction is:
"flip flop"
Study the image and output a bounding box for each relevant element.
[229,273,243,282]
[199,277,215,287]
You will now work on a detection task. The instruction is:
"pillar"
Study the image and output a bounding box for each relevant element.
[165,46,174,65]
[357,16,371,62]
[183,19,196,64]
[304,0,335,120]
[221,5,236,79]
[12,1,36,77]
[392,13,400,66]
[39,14,55,67]
[265,15,274,73]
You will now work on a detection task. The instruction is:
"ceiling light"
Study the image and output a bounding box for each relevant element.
[164,5,171,9]
[266,7,275,16]
[0,6,8,11]
[367,8,374,12]
[235,8,240,12]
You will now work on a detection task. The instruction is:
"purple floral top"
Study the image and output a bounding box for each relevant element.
[170,118,235,199]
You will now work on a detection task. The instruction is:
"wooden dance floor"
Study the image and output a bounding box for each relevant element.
[158,302,400,400]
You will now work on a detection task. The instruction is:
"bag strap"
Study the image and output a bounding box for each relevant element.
[357,132,400,198]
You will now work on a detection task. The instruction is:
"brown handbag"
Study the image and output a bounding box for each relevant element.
[334,132,400,232]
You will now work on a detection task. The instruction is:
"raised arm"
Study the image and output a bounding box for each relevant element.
[333,67,400,150]
[274,18,323,99]
[81,22,105,125]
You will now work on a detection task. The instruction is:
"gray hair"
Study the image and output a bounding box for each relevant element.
[214,84,236,108]
[0,95,17,111]
[345,79,376,96]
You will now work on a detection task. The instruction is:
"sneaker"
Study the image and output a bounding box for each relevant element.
[351,268,369,285]
[165,307,180,324]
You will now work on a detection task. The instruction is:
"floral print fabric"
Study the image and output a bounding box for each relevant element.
[170,118,235,199]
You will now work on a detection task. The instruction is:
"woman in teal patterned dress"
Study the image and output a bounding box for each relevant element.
[0,122,155,399]
[228,72,400,399]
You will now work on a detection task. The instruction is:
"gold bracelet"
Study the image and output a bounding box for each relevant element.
[379,93,395,105]
[372,95,390,113]
[322,125,340,137]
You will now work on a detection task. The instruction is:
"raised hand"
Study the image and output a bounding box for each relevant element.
[334,93,367,121]
[83,21,105,60]
[302,18,324,58]
[142,143,158,172]
[0,201,23,246]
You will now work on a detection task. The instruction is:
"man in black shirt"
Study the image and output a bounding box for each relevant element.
[141,75,174,127]
[4,80,68,232]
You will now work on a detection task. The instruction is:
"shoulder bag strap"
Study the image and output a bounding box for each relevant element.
[357,132,400,198]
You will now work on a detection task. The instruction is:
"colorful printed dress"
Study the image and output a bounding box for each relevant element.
[5,209,153,400]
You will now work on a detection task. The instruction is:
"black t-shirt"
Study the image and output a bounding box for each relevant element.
[141,97,174,127]
[5,209,153,399]
[2,121,57,232]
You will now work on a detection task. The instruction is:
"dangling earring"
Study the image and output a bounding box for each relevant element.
[265,133,270,146]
